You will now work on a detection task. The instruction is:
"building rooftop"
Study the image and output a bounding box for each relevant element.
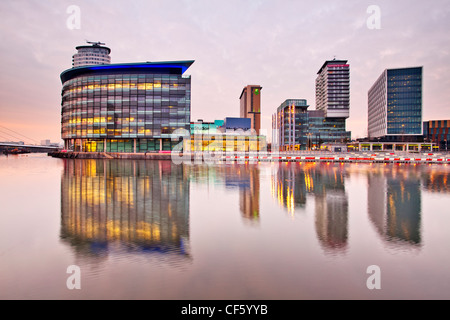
[75,44,111,54]
[317,59,348,74]
[239,85,262,99]
[61,60,195,83]
[277,99,309,112]
[385,66,423,71]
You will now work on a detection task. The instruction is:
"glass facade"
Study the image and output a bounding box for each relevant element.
[274,99,308,149]
[272,99,351,151]
[368,66,423,139]
[307,111,350,146]
[60,61,193,152]
[190,120,224,135]
[386,67,422,135]
[424,120,450,150]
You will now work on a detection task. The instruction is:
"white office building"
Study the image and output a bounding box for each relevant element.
[315,59,350,119]
[72,41,111,67]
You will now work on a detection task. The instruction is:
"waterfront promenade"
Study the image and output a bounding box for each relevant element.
[49,150,450,164]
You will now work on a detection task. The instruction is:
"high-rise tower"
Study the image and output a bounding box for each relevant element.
[315,59,350,119]
[239,85,262,135]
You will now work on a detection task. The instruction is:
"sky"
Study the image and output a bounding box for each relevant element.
[0,0,449,144]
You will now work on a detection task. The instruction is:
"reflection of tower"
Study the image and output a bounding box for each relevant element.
[223,164,260,223]
[368,168,421,245]
[186,164,260,223]
[60,159,191,264]
[271,163,348,253]
[271,163,308,213]
[314,191,348,253]
[421,169,450,193]
[312,165,348,253]
[367,173,386,236]
[239,165,260,223]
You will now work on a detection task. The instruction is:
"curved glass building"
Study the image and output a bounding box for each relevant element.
[60,61,193,152]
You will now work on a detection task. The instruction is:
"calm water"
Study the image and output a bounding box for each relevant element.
[0,153,449,299]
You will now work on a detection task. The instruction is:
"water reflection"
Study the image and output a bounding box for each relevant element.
[367,165,421,247]
[60,159,191,264]
[186,163,260,224]
[60,159,447,263]
[421,167,450,193]
[271,163,349,254]
[231,165,260,224]
[3,154,450,299]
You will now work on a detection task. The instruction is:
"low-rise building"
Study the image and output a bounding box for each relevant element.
[423,120,450,151]
[272,99,351,151]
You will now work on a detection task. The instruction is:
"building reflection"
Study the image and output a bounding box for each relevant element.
[186,163,260,224]
[271,163,307,212]
[271,162,348,254]
[60,159,191,263]
[367,166,421,246]
[314,191,348,254]
[232,165,260,224]
[421,166,450,193]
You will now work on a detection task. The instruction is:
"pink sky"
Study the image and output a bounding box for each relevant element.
[0,0,449,144]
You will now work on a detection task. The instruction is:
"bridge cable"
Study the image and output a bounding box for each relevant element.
[0,124,40,145]
[0,133,14,141]
[0,129,25,143]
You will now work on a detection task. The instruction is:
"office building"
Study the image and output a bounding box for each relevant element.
[423,119,450,150]
[273,99,309,150]
[272,99,350,151]
[222,117,251,132]
[72,41,111,67]
[188,117,265,152]
[307,110,350,148]
[190,119,224,135]
[315,59,350,119]
[60,59,193,152]
[368,66,423,141]
[240,85,262,134]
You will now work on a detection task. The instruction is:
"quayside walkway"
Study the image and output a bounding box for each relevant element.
[49,151,450,164]
[226,151,450,164]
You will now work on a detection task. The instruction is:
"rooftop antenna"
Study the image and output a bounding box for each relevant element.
[86,40,106,46]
